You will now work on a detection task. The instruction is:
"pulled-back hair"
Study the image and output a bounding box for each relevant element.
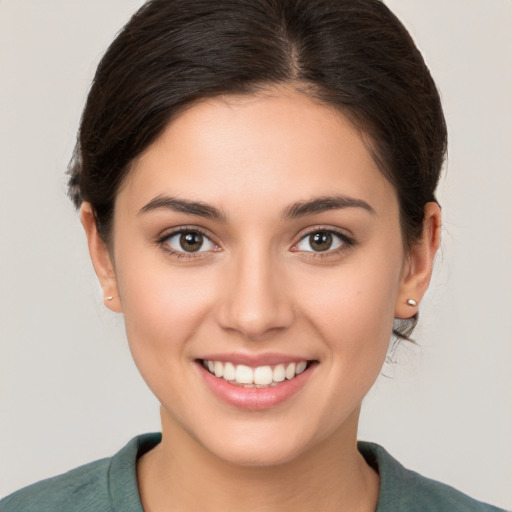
[68,0,447,339]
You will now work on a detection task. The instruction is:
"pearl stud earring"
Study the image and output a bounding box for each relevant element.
[407,299,418,307]
[104,296,113,301]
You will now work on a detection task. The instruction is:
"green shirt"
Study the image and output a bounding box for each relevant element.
[1,433,506,511]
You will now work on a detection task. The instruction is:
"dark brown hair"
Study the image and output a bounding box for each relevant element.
[68,0,447,339]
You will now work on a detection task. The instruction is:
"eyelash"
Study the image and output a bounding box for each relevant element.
[292,227,355,259]
[156,226,218,260]
[156,226,355,260]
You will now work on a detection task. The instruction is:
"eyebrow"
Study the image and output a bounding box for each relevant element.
[139,195,227,221]
[138,193,375,221]
[282,195,375,219]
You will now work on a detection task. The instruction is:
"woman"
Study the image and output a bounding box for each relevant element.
[1,0,508,510]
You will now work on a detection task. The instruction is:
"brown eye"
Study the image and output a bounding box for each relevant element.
[180,232,204,252]
[163,230,216,254]
[295,230,346,253]
[309,232,333,252]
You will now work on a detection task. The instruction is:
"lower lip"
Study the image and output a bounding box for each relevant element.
[197,362,315,410]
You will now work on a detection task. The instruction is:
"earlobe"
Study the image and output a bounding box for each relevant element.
[80,203,122,313]
[395,202,441,319]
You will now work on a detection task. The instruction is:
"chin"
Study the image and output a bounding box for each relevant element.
[206,435,310,468]
[187,413,337,469]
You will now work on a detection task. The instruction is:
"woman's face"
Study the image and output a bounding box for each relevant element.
[99,87,414,465]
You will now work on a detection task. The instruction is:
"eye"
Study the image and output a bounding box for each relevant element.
[294,230,348,253]
[163,229,217,254]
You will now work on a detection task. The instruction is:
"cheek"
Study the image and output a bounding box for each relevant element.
[113,247,219,382]
[292,244,404,385]
[296,259,401,341]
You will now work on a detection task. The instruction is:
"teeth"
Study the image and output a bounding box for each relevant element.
[203,360,310,387]
[296,361,307,375]
[285,362,296,380]
[223,362,236,381]
[273,364,286,382]
[214,361,223,378]
[235,364,254,384]
[254,366,273,385]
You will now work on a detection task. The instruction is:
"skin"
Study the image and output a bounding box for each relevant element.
[81,86,441,512]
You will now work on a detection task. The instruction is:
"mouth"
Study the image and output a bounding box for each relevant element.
[200,359,314,388]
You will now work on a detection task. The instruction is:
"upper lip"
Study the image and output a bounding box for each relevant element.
[198,352,315,367]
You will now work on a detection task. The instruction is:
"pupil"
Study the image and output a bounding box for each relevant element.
[310,232,332,252]
[180,232,203,252]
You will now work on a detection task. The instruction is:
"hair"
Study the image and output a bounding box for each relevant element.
[67,0,447,340]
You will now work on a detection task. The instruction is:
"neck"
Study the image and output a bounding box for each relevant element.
[137,408,379,512]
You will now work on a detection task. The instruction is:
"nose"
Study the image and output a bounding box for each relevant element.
[215,246,295,340]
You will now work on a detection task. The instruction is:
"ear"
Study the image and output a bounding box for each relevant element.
[80,203,122,313]
[395,202,441,319]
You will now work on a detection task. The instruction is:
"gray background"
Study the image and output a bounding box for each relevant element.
[1,1,511,508]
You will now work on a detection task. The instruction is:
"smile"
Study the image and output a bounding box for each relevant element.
[202,360,309,388]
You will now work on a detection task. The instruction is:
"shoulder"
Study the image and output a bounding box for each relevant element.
[358,441,508,512]
[0,457,112,512]
[0,433,161,512]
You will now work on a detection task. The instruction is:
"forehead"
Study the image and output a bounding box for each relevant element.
[120,87,398,219]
